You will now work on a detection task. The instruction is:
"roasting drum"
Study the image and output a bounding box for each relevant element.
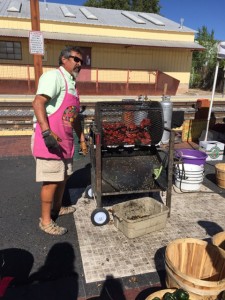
[95,101,164,146]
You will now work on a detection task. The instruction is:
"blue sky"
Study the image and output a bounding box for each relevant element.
[42,0,225,41]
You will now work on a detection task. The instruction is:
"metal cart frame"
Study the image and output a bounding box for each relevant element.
[85,101,175,225]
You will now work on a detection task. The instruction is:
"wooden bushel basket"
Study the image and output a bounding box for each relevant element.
[212,232,225,251]
[165,238,225,300]
[215,163,225,189]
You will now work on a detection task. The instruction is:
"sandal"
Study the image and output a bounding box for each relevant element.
[39,218,67,235]
[58,206,76,216]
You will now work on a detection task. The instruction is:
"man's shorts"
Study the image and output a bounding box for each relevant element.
[36,158,73,182]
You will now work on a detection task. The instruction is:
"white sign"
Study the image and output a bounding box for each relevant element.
[29,31,44,55]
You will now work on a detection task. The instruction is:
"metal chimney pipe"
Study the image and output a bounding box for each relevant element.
[180,18,184,29]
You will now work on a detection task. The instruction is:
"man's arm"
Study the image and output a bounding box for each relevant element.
[32,94,61,149]
[73,115,88,155]
[73,115,86,143]
[32,94,50,132]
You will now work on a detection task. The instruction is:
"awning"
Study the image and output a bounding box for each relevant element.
[0,28,204,50]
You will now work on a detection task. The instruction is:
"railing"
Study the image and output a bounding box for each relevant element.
[0,65,179,95]
[0,64,157,82]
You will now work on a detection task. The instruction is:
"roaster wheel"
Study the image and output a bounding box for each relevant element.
[85,185,94,199]
[91,208,110,226]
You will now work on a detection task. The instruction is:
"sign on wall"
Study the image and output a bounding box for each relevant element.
[29,31,44,55]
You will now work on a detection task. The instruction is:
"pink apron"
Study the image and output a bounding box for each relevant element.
[33,68,80,159]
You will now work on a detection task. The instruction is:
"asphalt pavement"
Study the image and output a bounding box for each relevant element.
[1,154,158,300]
[0,155,93,299]
[1,145,225,300]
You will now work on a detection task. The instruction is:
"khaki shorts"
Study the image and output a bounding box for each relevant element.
[36,158,73,182]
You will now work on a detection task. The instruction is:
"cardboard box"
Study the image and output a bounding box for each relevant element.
[199,141,224,161]
[112,197,169,238]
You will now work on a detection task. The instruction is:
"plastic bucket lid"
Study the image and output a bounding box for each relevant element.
[175,149,207,166]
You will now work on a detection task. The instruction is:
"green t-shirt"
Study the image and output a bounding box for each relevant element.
[33,66,77,124]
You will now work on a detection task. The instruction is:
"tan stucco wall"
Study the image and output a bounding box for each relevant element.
[0,17,195,42]
[0,37,192,87]
[0,15,194,92]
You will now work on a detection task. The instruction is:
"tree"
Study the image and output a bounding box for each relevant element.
[191,25,224,91]
[132,0,161,13]
[84,0,129,10]
[84,0,161,13]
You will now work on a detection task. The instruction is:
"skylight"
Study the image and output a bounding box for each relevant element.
[7,0,22,12]
[138,13,165,26]
[122,11,146,24]
[60,5,76,18]
[80,7,98,20]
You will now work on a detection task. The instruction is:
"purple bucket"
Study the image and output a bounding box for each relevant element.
[175,149,208,166]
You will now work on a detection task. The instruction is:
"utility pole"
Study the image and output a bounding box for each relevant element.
[30,0,43,90]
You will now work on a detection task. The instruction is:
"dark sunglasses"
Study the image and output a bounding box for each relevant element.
[69,55,83,65]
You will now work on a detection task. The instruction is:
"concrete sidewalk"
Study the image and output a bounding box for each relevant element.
[1,141,225,299]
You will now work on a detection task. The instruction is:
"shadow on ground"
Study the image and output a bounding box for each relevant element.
[203,161,225,199]
[2,242,79,300]
[135,286,164,300]
[63,162,91,206]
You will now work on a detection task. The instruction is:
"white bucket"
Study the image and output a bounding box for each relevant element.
[174,173,203,181]
[174,163,204,191]
[174,172,203,180]
[176,163,204,172]
[175,178,202,191]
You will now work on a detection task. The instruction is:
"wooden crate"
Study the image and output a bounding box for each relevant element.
[182,119,207,142]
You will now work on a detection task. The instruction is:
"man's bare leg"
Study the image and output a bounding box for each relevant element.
[52,179,67,213]
[40,182,59,225]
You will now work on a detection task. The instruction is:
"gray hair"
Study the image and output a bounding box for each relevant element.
[58,46,82,66]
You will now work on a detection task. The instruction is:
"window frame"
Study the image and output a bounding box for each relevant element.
[0,41,22,60]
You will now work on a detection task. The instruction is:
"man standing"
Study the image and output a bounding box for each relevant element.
[32,46,87,235]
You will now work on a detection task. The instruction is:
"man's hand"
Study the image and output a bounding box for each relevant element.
[42,129,62,150]
[80,141,88,156]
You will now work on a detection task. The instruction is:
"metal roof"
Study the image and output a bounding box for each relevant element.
[0,0,204,50]
[0,0,196,34]
[0,28,204,50]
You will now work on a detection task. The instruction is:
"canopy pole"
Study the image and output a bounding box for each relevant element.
[204,60,220,141]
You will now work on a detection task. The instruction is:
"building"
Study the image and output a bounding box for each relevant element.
[0,0,204,96]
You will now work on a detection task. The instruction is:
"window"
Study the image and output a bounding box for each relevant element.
[42,45,47,62]
[81,47,91,68]
[0,41,22,60]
